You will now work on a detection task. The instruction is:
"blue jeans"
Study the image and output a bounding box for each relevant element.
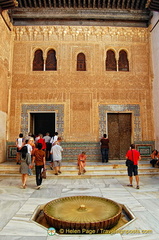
[101,148,109,162]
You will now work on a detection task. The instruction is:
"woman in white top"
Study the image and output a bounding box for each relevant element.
[50,132,58,145]
[16,133,24,165]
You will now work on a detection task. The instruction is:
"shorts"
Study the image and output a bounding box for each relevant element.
[17,148,21,152]
[53,160,61,167]
[127,165,138,177]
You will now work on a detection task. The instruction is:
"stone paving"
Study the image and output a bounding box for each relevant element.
[0,171,159,240]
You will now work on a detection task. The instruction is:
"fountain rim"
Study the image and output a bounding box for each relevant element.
[43,195,122,224]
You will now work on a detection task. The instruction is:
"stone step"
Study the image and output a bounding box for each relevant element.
[0,160,159,178]
[0,171,158,179]
[0,161,155,170]
[0,164,154,170]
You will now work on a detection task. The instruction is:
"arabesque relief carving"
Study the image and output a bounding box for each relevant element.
[10,22,153,143]
[14,26,148,43]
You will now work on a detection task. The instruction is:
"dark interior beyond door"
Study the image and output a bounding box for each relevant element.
[108,113,131,159]
[30,113,55,137]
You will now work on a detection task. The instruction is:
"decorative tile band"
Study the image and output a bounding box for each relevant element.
[6,141,101,161]
[6,141,154,161]
[135,141,155,157]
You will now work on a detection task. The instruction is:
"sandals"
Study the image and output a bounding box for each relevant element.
[127,184,140,189]
[127,184,133,187]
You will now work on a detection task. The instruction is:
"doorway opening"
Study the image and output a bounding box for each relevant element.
[107,113,132,159]
[30,112,55,137]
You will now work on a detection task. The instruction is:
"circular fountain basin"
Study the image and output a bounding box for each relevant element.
[43,196,122,230]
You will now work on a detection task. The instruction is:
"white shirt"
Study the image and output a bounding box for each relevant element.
[43,135,51,143]
[25,144,32,155]
[16,138,23,148]
[50,135,58,144]
[50,144,63,161]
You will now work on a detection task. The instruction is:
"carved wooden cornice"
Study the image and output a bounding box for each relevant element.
[9,0,151,27]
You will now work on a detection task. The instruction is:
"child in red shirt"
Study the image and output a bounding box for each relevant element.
[78,152,87,175]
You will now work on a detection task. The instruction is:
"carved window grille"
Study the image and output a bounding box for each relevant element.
[33,49,44,71]
[77,52,86,71]
[106,50,117,71]
[46,49,57,71]
[118,50,129,71]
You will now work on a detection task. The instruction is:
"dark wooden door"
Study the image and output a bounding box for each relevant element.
[108,113,131,159]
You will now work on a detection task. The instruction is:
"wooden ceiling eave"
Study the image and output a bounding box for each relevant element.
[0,0,18,10]
[9,0,153,26]
[149,0,159,11]
[38,0,42,8]
[13,0,148,9]
[145,0,159,12]
[11,8,150,21]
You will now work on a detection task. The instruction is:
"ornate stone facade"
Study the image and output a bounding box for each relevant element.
[9,25,153,145]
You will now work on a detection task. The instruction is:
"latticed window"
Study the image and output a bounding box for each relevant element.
[118,50,129,71]
[77,53,86,71]
[46,49,57,71]
[106,50,117,71]
[33,49,44,71]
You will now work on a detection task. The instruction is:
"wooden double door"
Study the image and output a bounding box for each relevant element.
[108,113,132,159]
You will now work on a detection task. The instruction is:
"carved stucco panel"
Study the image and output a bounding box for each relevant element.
[14,26,148,43]
[70,93,92,140]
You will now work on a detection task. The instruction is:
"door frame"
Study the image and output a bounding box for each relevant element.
[28,111,57,135]
[98,104,141,142]
[21,104,64,138]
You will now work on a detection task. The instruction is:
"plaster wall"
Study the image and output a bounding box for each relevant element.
[150,12,159,150]
[0,12,13,162]
[10,25,154,143]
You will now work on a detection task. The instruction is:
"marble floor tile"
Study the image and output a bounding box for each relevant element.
[0,187,34,200]
[122,234,159,240]
[132,210,159,234]
[50,233,123,240]
[0,178,20,187]
[0,220,47,236]
[130,191,159,200]
[0,200,25,230]
[30,185,63,198]
[138,199,159,212]
[60,187,102,197]
[0,175,159,239]
[0,237,46,240]
[66,184,95,189]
